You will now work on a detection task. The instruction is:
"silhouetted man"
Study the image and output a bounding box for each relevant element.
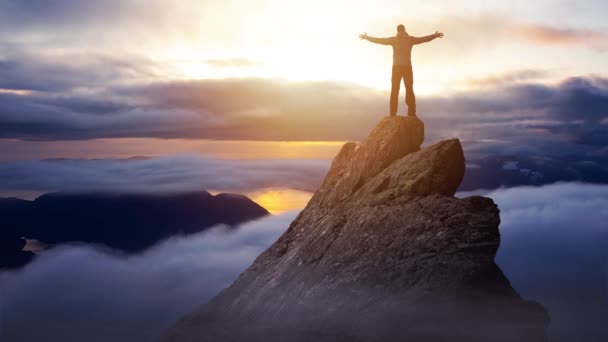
[360,25,444,116]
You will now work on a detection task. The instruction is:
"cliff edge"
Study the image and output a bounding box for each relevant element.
[162,116,548,342]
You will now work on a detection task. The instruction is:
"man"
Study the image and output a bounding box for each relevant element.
[360,25,444,116]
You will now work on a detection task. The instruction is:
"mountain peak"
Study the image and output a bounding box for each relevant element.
[310,115,425,208]
[163,117,548,342]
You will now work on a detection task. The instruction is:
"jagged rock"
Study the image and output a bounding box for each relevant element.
[310,116,424,208]
[162,117,548,342]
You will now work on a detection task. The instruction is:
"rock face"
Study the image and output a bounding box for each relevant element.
[163,116,549,342]
[311,116,424,208]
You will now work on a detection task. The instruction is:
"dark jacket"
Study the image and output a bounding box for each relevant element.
[366,31,437,65]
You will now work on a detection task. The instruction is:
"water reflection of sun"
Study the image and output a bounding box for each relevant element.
[248,188,313,214]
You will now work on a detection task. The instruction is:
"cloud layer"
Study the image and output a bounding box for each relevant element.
[1,74,607,156]
[0,155,329,197]
[1,74,606,140]
[0,211,298,342]
[490,183,608,342]
[2,74,608,194]
[1,183,606,341]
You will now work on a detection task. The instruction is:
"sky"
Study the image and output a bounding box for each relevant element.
[1,0,606,89]
[0,0,608,207]
[0,3,606,340]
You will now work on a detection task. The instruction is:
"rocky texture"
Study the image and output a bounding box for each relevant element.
[163,116,549,342]
[310,116,424,208]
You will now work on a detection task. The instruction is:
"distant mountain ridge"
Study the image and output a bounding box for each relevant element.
[0,191,269,269]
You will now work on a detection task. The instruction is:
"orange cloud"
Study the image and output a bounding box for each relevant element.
[516,24,607,48]
[461,69,550,89]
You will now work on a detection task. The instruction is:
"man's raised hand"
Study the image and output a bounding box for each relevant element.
[359,32,368,40]
[435,31,444,38]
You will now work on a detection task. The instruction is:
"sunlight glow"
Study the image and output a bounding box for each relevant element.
[247,188,313,214]
[0,88,32,95]
[0,138,344,161]
[142,0,458,95]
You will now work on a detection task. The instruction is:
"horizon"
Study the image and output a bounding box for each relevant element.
[1,1,607,206]
[2,1,607,209]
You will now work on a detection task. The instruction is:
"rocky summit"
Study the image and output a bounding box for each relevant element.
[163,116,549,342]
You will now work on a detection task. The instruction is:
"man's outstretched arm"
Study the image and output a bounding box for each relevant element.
[359,32,393,45]
[412,31,444,45]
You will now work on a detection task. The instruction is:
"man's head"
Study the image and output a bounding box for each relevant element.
[397,24,406,33]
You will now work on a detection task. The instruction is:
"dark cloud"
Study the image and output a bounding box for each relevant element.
[1,72,607,146]
[0,77,384,141]
[0,155,329,197]
[2,73,608,190]
[0,52,157,92]
[0,0,168,39]
[0,90,207,141]
[459,153,608,191]
[0,212,297,342]
[0,1,121,28]
[0,58,76,91]
[418,76,608,154]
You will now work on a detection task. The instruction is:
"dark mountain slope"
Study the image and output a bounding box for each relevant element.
[0,191,269,269]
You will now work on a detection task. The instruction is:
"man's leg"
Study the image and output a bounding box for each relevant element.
[389,66,401,116]
[404,64,416,116]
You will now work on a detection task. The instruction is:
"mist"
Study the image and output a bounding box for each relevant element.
[0,212,298,341]
[1,183,606,341]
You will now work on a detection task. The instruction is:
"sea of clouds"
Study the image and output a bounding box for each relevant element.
[1,183,606,341]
